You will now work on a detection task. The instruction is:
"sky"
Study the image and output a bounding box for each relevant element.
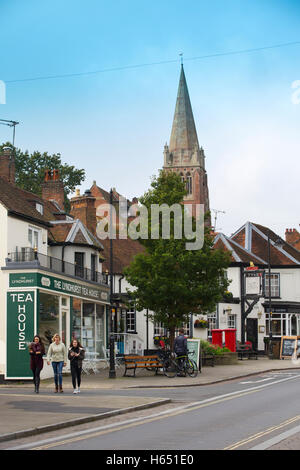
[0,0,300,238]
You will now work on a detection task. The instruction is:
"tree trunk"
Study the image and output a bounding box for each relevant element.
[169,326,175,352]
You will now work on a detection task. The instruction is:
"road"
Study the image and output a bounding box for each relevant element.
[3,370,300,451]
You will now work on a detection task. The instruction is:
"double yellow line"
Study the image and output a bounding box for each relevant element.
[224,414,300,450]
[31,389,260,450]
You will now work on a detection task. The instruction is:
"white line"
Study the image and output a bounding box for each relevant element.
[250,424,300,450]
[240,377,274,384]
[6,373,300,450]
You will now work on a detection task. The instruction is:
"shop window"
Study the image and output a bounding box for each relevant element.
[82,302,95,353]
[39,292,60,352]
[96,304,105,358]
[72,297,82,343]
[266,313,286,336]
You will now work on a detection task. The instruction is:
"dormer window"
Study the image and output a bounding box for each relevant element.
[36,202,44,215]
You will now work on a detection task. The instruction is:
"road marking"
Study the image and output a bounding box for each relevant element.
[240,377,274,384]
[250,423,300,450]
[6,373,300,450]
[26,390,262,450]
[224,415,300,450]
[8,373,300,450]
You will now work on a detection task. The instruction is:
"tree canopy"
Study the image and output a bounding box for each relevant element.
[0,142,85,211]
[124,171,231,347]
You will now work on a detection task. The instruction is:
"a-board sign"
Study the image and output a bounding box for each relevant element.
[187,339,201,369]
[280,336,300,359]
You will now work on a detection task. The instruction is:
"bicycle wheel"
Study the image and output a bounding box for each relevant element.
[185,359,198,378]
[163,358,177,378]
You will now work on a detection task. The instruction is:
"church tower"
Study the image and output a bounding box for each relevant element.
[163,65,211,225]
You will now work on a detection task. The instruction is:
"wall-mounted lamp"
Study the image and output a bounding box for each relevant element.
[223,307,232,315]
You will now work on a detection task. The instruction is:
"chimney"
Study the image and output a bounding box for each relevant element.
[70,189,97,235]
[42,169,65,211]
[285,228,300,249]
[0,146,15,184]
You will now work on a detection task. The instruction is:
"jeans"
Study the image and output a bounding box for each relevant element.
[52,361,64,387]
[32,367,42,387]
[71,363,82,389]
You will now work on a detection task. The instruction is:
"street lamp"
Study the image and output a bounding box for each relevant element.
[109,188,116,378]
[267,231,284,359]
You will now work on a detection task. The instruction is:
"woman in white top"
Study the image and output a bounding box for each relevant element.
[47,334,67,393]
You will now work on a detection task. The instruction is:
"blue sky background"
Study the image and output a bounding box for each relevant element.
[1,0,300,237]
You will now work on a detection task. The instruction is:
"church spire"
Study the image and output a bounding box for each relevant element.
[163,66,211,226]
[169,65,199,153]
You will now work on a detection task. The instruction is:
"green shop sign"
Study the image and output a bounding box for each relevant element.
[9,272,109,303]
[7,291,35,379]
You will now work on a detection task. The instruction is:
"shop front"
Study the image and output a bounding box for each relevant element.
[6,271,110,380]
[263,302,300,357]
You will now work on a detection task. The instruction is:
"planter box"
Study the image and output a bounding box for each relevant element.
[214,352,238,365]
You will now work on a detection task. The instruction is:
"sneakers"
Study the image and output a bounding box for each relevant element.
[73,388,81,394]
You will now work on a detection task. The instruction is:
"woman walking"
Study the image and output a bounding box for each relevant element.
[68,338,85,394]
[29,335,45,393]
[47,334,67,393]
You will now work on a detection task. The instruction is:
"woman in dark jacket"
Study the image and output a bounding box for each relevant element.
[68,339,85,394]
[29,335,45,393]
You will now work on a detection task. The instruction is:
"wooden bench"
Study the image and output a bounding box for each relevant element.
[201,352,216,367]
[237,345,258,360]
[123,355,163,377]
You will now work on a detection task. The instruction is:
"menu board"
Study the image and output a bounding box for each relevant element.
[187,339,201,370]
[280,336,300,359]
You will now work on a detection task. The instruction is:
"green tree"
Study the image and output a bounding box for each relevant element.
[124,171,231,349]
[0,142,85,211]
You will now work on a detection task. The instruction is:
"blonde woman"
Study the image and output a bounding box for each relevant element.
[47,334,67,393]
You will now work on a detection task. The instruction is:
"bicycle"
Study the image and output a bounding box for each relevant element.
[163,350,198,378]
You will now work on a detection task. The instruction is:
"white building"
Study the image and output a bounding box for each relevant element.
[0,148,109,381]
[213,222,300,353]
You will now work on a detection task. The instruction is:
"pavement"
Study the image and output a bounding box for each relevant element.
[1,357,300,444]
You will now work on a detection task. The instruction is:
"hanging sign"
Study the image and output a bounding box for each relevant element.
[6,291,35,379]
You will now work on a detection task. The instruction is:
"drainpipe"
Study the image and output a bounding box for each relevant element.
[119,274,124,294]
[62,243,66,273]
